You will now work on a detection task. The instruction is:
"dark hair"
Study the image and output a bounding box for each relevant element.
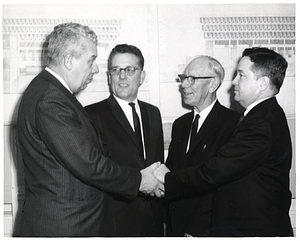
[242,47,288,93]
[107,44,144,69]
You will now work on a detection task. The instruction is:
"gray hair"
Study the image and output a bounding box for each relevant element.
[47,22,98,66]
[203,55,225,82]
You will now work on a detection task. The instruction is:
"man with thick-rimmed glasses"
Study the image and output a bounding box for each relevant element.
[85,44,164,237]
[163,55,240,236]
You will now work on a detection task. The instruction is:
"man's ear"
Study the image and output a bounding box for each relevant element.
[209,77,220,93]
[258,76,270,90]
[108,73,112,84]
[64,54,73,70]
[139,70,146,86]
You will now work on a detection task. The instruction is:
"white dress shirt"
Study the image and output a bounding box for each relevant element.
[186,100,217,151]
[113,95,145,158]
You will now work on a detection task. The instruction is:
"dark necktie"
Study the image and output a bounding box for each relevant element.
[129,102,143,151]
[189,114,200,149]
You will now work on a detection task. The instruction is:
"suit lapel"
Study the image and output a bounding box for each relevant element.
[177,112,194,161]
[187,101,220,153]
[41,70,90,119]
[139,101,149,158]
[41,70,104,147]
[107,95,143,152]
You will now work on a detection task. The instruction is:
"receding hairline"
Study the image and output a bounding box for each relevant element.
[186,55,225,81]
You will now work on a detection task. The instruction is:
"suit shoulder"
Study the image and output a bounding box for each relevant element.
[85,99,108,111]
[139,100,160,112]
[173,112,193,125]
[219,105,241,119]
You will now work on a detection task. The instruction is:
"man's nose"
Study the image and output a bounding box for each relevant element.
[181,77,190,88]
[119,69,126,79]
[232,75,238,85]
[93,62,99,74]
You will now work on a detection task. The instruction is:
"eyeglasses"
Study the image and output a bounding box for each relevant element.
[177,74,216,85]
[109,66,141,76]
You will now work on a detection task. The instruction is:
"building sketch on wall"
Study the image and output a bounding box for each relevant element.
[3,18,124,94]
[200,16,295,78]
[178,16,295,82]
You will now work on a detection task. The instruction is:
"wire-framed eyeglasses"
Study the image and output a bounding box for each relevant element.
[177,74,216,85]
[109,66,141,76]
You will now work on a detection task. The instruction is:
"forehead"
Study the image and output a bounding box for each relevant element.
[184,59,213,75]
[237,56,253,72]
[111,53,139,66]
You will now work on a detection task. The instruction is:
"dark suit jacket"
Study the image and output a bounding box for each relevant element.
[85,95,164,236]
[165,97,293,237]
[17,70,141,237]
[165,101,240,236]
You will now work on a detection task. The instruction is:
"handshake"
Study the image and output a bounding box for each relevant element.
[139,162,170,198]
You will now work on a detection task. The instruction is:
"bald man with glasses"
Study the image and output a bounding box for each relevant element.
[85,44,164,237]
[163,55,240,236]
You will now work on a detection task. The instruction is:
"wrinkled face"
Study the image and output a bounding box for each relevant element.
[232,56,260,108]
[181,60,215,109]
[109,53,145,102]
[68,40,99,94]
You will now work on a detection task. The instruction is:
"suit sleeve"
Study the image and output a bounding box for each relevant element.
[165,121,177,170]
[156,108,165,163]
[165,117,272,199]
[35,93,141,199]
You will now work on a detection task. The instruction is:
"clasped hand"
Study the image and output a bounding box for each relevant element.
[139,162,170,198]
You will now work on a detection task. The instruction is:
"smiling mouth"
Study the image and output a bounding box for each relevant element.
[119,83,129,87]
[183,91,192,97]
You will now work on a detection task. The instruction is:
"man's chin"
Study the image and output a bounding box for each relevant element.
[183,97,192,106]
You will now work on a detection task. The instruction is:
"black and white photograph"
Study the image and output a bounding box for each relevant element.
[1,2,296,238]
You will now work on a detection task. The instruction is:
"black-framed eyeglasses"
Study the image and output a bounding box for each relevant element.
[177,74,216,85]
[109,66,141,76]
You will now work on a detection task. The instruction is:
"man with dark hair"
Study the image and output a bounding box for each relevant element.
[155,47,293,237]
[17,24,163,237]
[85,44,164,236]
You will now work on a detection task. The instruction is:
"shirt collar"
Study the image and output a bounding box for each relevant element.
[244,96,272,116]
[113,95,139,109]
[45,67,73,94]
[193,99,217,121]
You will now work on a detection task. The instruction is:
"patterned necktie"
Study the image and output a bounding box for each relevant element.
[129,102,143,150]
[189,114,200,149]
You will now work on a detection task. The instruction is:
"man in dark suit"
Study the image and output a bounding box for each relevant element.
[85,44,164,236]
[155,47,293,237]
[163,56,240,236]
[16,23,163,237]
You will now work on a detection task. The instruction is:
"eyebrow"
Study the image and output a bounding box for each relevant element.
[89,55,97,61]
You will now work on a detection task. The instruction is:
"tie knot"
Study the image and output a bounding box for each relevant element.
[194,114,200,121]
[129,102,135,108]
